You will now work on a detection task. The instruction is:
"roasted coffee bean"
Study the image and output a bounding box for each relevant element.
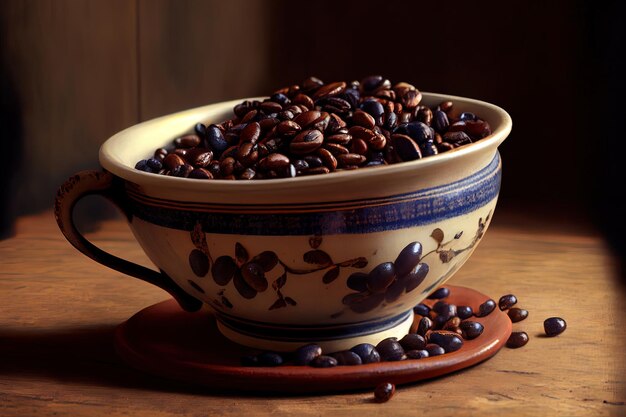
[352,110,376,129]
[317,148,338,171]
[376,337,406,361]
[174,134,202,148]
[459,321,484,340]
[544,317,567,336]
[337,153,366,167]
[171,163,193,177]
[240,355,259,367]
[498,294,518,310]
[350,138,368,155]
[331,350,363,366]
[413,303,430,317]
[506,331,529,348]
[139,76,493,179]
[260,101,283,114]
[428,331,463,352]
[459,111,477,121]
[433,110,450,133]
[476,299,497,317]
[294,344,322,365]
[257,351,284,366]
[292,159,309,171]
[374,382,395,403]
[188,168,213,180]
[416,316,433,336]
[310,355,338,368]
[362,75,389,93]
[427,287,450,299]
[507,307,529,323]
[300,166,330,176]
[312,81,346,100]
[303,155,324,168]
[163,153,186,170]
[290,129,324,155]
[351,343,381,364]
[406,349,429,359]
[443,131,472,147]
[425,343,445,357]
[443,316,461,331]
[259,153,290,171]
[399,333,426,351]
[457,305,474,320]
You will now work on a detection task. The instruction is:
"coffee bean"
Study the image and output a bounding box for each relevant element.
[476,299,497,317]
[310,355,338,368]
[290,129,324,155]
[457,305,474,320]
[294,344,322,365]
[399,333,426,351]
[331,350,363,366]
[376,337,406,361]
[425,343,445,357]
[498,294,518,310]
[544,317,567,336]
[406,349,429,359]
[507,307,529,322]
[138,76,494,179]
[350,343,381,364]
[428,331,463,352]
[416,316,433,336]
[174,134,202,148]
[256,351,284,366]
[506,331,529,348]
[312,81,346,100]
[259,153,290,171]
[374,382,395,403]
[352,110,376,129]
[427,287,450,299]
[459,321,484,340]
[413,303,430,317]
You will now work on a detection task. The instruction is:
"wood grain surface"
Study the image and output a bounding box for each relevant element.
[0,210,624,416]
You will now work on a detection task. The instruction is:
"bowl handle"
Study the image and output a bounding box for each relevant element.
[54,170,203,312]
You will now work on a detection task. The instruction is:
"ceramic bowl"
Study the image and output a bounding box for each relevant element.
[55,93,512,352]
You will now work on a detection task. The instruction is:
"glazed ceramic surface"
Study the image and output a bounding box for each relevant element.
[60,93,511,352]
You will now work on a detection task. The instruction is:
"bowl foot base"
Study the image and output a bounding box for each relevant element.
[215,311,414,353]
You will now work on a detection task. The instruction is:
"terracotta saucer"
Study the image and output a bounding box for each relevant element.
[114,285,511,393]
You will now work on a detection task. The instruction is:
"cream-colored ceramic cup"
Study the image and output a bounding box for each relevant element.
[55,93,512,352]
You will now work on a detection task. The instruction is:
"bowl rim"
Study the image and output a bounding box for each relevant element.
[99,92,512,191]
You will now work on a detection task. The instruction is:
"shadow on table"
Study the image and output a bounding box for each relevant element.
[0,325,287,398]
[0,325,383,398]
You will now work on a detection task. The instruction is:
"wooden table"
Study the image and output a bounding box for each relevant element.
[1,210,624,416]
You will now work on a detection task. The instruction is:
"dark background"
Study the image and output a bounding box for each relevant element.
[1,0,624,262]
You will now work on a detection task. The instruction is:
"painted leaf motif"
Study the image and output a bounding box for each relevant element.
[252,251,279,272]
[191,221,208,251]
[284,297,297,306]
[221,296,233,309]
[303,250,332,265]
[350,258,368,269]
[235,242,249,265]
[189,249,210,277]
[269,298,287,310]
[439,249,457,263]
[309,235,323,249]
[272,272,287,290]
[431,228,444,244]
[323,266,340,284]
[454,231,463,239]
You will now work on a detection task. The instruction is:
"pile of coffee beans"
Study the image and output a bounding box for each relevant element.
[239,287,567,367]
[135,75,493,180]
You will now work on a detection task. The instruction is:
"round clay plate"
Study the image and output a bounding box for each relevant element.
[114,285,511,393]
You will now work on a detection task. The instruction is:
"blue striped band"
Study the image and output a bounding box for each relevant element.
[215,310,413,342]
[128,153,501,236]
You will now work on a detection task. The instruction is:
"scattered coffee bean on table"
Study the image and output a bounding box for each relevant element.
[506,331,529,349]
[498,294,517,310]
[507,307,529,323]
[374,382,396,403]
[544,317,567,336]
[135,76,493,180]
